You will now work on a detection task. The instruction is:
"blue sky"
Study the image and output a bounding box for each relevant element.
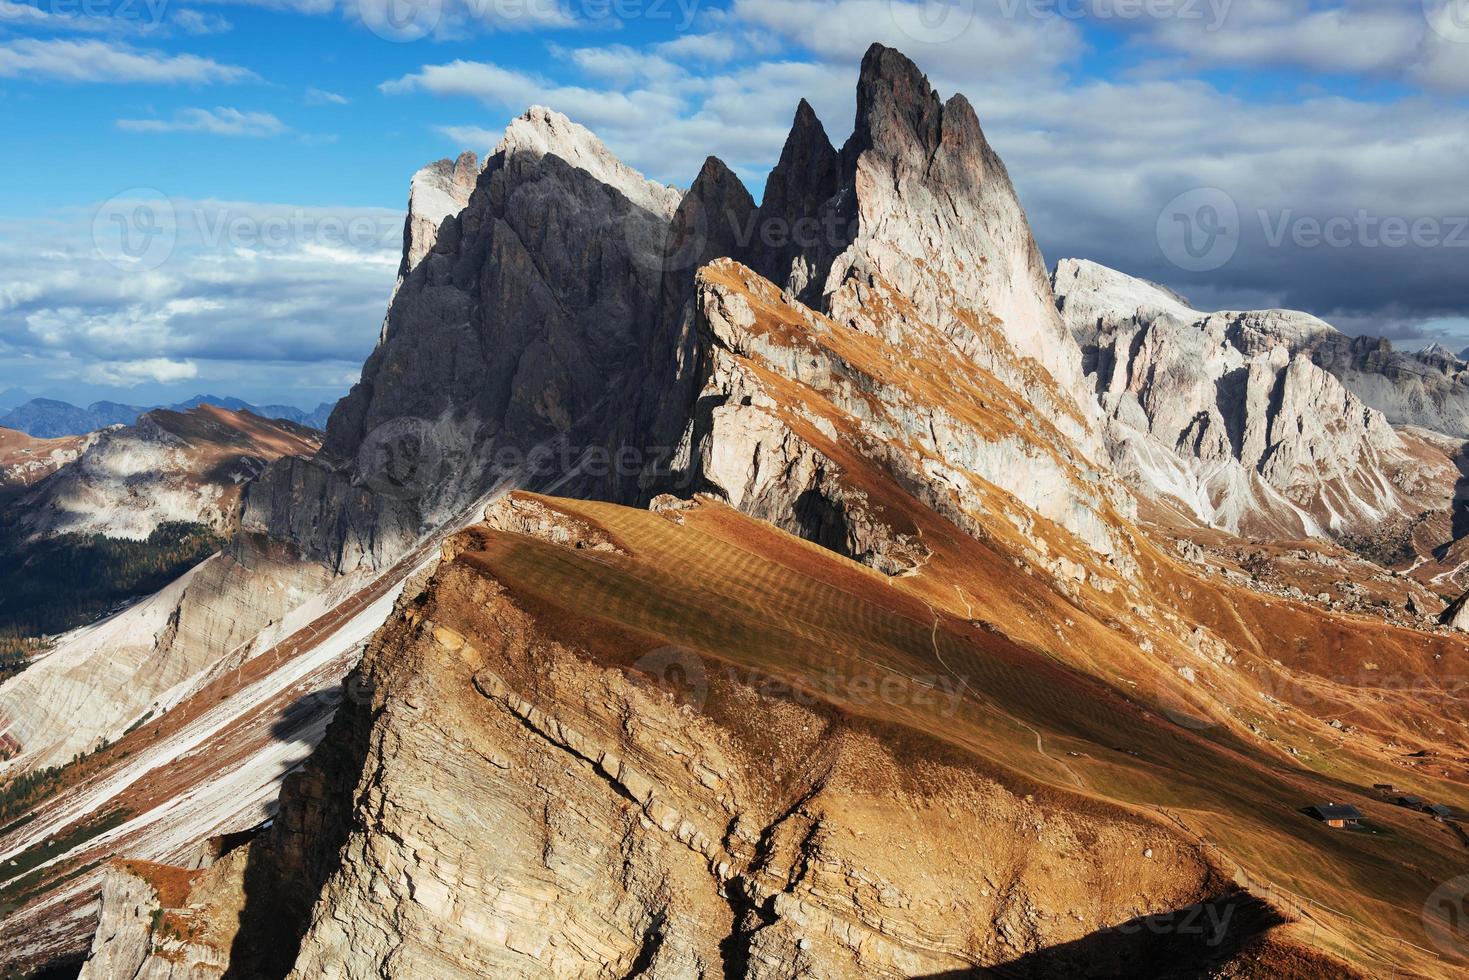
[2,0,1468,408]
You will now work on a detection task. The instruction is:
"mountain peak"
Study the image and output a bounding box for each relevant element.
[750,97,842,300]
[498,106,680,218]
[1418,342,1459,362]
[848,43,942,164]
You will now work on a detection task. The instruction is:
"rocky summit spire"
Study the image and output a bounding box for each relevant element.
[823,43,1087,397]
[399,150,479,280]
[844,42,945,169]
[750,100,843,301]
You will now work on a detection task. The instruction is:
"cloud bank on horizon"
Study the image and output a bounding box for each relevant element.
[2,0,1467,407]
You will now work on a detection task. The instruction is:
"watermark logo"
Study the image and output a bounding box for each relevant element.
[355,417,450,500]
[92,188,177,272]
[359,0,443,41]
[1101,899,1236,947]
[1425,0,1469,44]
[632,645,711,710]
[1424,875,1469,958]
[890,0,978,44]
[1157,187,1239,272]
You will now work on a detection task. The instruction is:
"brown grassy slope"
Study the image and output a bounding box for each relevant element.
[0,426,86,491]
[451,495,1395,975]
[609,259,1469,974]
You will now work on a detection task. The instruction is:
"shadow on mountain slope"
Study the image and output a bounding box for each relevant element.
[922,891,1292,979]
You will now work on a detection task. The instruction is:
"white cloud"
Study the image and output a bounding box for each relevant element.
[305,86,350,105]
[1142,4,1424,76]
[0,38,253,84]
[435,124,503,151]
[0,200,403,403]
[655,32,742,63]
[395,55,853,188]
[170,8,234,34]
[731,0,1085,79]
[84,357,198,386]
[116,107,287,137]
[382,60,686,132]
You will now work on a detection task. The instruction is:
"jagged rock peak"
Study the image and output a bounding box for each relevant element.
[750,100,843,299]
[820,43,1087,396]
[847,42,946,162]
[401,150,479,274]
[765,99,839,202]
[497,105,681,217]
[691,154,746,194]
[1417,342,1464,367]
[686,155,756,240]
[659,156,755,294]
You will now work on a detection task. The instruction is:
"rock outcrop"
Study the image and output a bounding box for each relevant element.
[242,108,684,572]
[677,259,1134,576]
[0,425,87,498]
[1054,258,1452,537]
[399,150,479,282]
[1298,333,1469,439]
[102,495,1380,979]
[1442,590,1469,631]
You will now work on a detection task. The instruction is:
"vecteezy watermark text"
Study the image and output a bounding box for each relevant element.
[999,0,1231,30]
[91,189,400,271]
[632,645,971,716]
[887,0,1233,46]
[1100,899,1236,947]
[0,0,169,26]
[1158,187,1469,272]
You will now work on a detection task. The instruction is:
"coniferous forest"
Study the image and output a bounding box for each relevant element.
[0,521,224,677]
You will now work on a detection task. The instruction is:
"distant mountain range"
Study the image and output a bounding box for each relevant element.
[0,394,334,438]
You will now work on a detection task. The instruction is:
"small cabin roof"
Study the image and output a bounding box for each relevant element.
[1309,804,1363,821]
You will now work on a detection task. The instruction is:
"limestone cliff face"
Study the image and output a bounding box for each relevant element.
[1297,333,1469,439]
[244,45,1103,576]
[0,535,333,770]
[1053,259,1451,537]
[399,150,479,283]
[824,46,1087,399]
[242,109,684,572]
[677,260,1135,577]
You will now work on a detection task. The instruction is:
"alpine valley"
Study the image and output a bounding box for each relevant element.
[5,45,1469,979]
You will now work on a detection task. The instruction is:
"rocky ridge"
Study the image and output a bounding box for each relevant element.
[0,425,88,498]
[85,494,1362,978]
[9,404,321,541]
[1053,258,1454,539]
